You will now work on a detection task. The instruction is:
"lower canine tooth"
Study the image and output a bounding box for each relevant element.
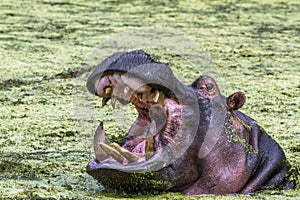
[99,142,125,164]
[145,120,156,160]
[94,122,109,162]
[111,143,139,163]
[148,120,156,137]
[145,138,154,161]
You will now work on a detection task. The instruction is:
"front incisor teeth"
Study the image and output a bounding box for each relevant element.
[99,142,125,164]
[111,143,139,163]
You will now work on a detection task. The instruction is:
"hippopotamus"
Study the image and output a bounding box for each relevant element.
[85,50,293,195]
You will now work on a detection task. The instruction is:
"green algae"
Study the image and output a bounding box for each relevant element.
[224,112,258,155]
[95,171,173,194]
[0,0,299,199]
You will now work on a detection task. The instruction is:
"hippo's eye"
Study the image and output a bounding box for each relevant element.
[206,84,214,91]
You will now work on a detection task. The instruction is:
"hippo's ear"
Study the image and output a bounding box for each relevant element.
[227,92,246,110]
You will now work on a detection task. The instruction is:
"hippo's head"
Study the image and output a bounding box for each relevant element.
[85,50,292,195]
[86,50,202,192]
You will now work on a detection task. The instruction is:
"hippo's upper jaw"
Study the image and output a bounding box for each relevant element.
[90,71,188,166]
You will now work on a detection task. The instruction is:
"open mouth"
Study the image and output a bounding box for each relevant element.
[92,72,184,166]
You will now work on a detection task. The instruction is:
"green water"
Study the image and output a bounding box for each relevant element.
[0,0,299,199]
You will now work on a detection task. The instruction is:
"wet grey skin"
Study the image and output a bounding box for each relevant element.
[86,50,293,195]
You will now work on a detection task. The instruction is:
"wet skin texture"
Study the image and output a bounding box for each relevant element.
[86,50,293,195]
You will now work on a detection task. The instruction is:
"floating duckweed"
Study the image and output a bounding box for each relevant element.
[224,112,257,154]
[1,0,299,199]
[129,172,173,191]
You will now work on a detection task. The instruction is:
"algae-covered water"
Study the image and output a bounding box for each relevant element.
[0,0,299,199]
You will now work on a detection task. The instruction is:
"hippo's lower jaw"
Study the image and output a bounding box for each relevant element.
[86,71,198,191]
